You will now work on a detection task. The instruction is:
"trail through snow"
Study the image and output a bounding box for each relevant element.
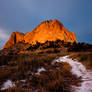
[1,56,92,92]
[54,56,92,92]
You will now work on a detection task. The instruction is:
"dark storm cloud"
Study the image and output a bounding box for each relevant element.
[0,0,92,49]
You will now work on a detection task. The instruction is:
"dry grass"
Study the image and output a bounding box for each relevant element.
[0,52,80,92]
[6,87,33,92]
[70,52,92,69]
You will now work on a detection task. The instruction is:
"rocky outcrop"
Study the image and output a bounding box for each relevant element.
[4,32,24,48]
[24,20,76,44]
[4,19,77,48]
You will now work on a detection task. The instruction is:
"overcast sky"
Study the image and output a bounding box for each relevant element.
[0,0,92,49]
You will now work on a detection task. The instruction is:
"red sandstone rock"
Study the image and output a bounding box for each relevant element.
[4,32,24,48]
[24,20,76,44]
[4,20,77,48]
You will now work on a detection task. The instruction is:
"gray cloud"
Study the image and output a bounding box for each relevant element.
[0,29,9,49]
[0,29,9,40]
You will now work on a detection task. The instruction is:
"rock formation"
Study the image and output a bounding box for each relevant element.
[4,19,76,48]
[4,32,24,48]
[24,20,76,44]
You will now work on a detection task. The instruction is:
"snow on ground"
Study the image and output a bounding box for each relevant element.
[20,79,26,83]
[1,80,15,91]
[35,67,46,75]
[54,56,92,92]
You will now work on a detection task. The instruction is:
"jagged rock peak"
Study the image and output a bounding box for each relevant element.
[24,19,76,44]
[34,19,63,31]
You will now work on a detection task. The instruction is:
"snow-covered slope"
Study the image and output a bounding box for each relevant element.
[54,56,92,92]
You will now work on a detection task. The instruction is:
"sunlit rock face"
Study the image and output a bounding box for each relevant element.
[24,20,76,44]
[4,19,76,48]
[4,32,24,48]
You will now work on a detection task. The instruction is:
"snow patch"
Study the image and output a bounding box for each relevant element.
[54,56,92,92]
[20,80,26,83]
[35,67,46,75]
[1,80,15,91]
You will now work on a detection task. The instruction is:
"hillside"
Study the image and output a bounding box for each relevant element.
[0,20,92,92]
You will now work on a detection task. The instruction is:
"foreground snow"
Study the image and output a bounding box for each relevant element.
[1,80,15,90]
[35,67,46,75]
[54,56,92,92]
[1,56,92,92]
